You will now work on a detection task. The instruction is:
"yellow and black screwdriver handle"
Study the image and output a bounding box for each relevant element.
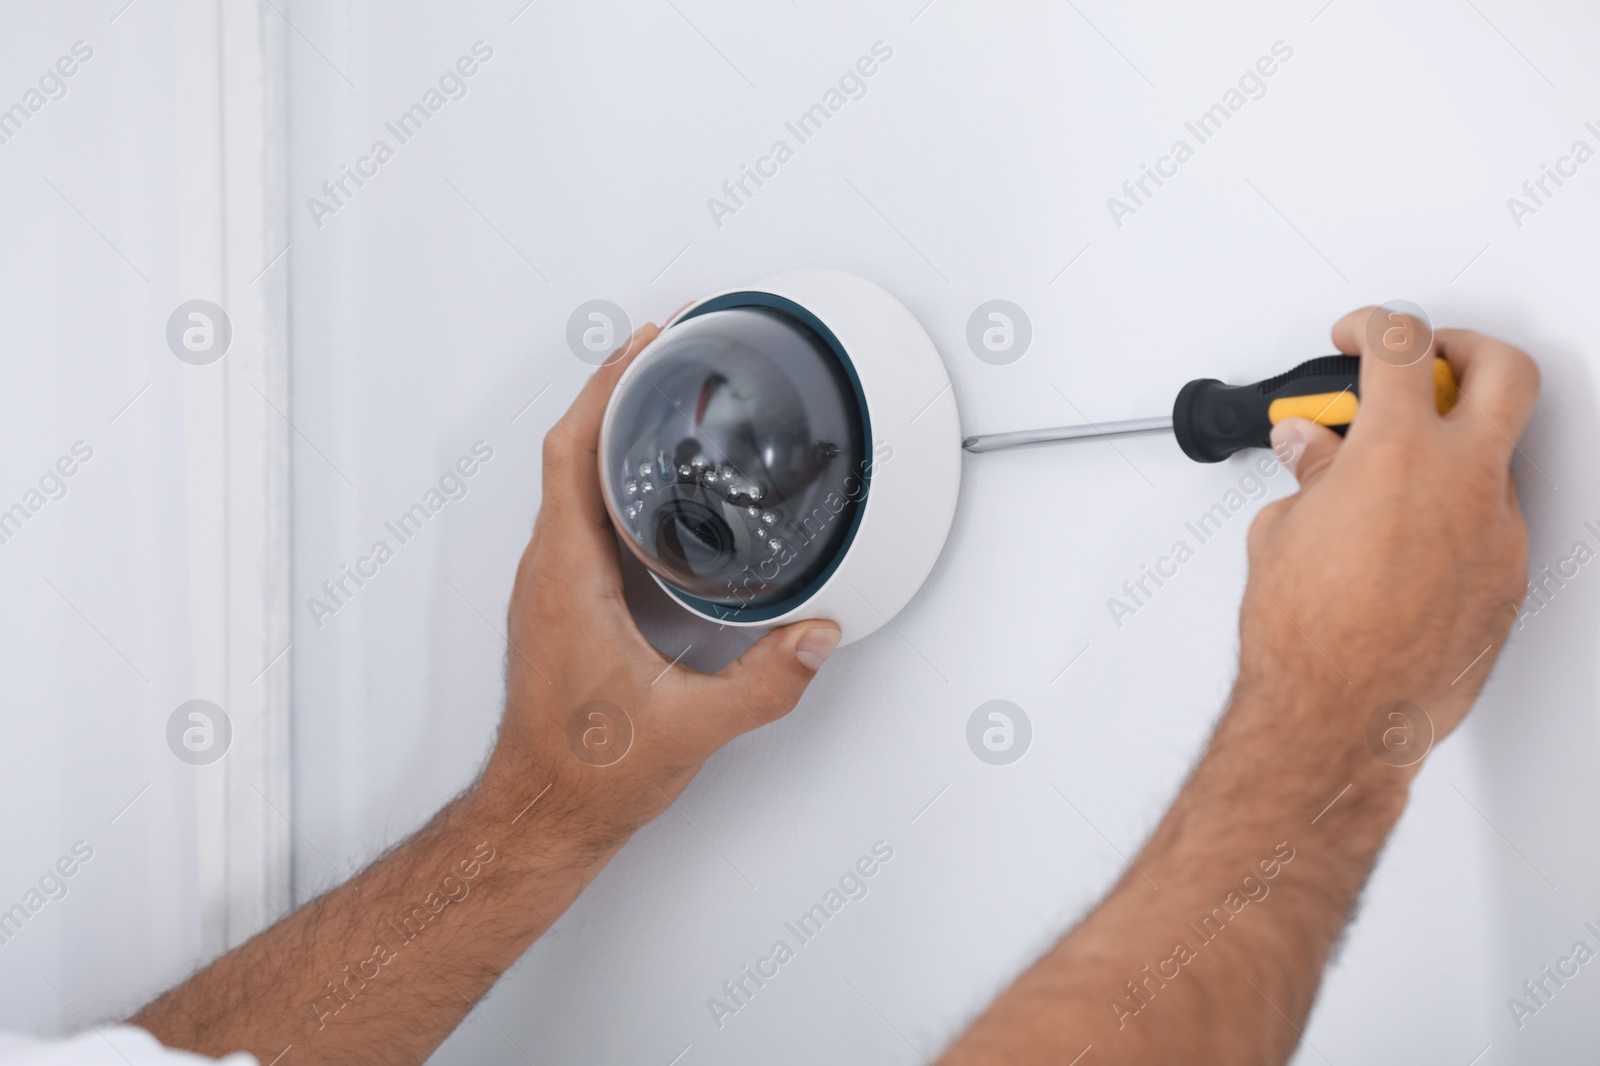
[1171,354,1459,463]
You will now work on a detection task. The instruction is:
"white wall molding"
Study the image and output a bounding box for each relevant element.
[173,0,292,955]
[221,0,292,950]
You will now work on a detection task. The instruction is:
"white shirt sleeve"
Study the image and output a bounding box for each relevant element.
[0,1028,256,1066]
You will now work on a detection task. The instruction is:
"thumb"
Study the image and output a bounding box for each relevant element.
[1269,417,1343,488]
[701,621,842,735]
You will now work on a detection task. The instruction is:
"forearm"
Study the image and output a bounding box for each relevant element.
[942,679,1411,1065]
[131,772,609,1066]
[945,312,1536,1064]
[126,315,844,1063]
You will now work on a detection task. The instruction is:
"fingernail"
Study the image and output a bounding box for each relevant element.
[795,627,840,671]
[1269,418,1310,476]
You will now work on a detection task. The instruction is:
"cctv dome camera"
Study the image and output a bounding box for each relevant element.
[598,270,960,645]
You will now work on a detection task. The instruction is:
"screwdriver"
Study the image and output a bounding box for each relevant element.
[961,355,1459,462]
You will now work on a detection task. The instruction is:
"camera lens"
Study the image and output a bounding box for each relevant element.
[653,500,735,576]
[600,303,869,616]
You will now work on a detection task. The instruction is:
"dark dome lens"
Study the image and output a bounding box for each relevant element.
[601,304,869,612]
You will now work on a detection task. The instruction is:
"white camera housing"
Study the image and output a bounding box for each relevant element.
[598,269,960,645]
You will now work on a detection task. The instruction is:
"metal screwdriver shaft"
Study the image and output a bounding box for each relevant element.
[962,415,1173,454]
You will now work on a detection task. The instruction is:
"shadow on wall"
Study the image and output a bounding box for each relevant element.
[1474,339,1600,1058]
[619,546,764,674]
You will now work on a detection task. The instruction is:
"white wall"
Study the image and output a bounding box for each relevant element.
[0,1,208,1034]
[0,0,290,1035]
[285,0,1593,1063]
